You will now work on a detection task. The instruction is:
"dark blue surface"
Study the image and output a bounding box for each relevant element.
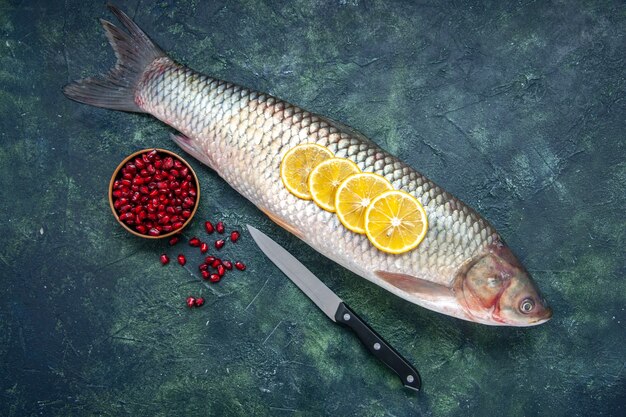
[1,1,625,416]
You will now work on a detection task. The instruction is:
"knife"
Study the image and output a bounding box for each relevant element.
[247,225,421,391]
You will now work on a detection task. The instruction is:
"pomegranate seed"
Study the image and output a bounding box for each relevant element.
[215,239,225,250]
[194,297,205,307]
[160,254,170,265]
[216,221,225,234]
[186,296,196,308]
[210,259,221,268]
[182,197,195,208]
[169,236,180,246]
[217,265,226,277]
[146,149,158,161]
[189,237,201,247]
[230,231,240,242]
[200,242,209,253]
[199,263,208,271]
[201,270,210,280]
[222,260,233,270]
[209,274,221,283]
[136,225,147,234]
[205,256,215,264]
[204,221,214,234]
[235,261,246,271]
[177,254,186,266]
[172,222,184,230]
[148,228,160,236]
[163,157,174,170]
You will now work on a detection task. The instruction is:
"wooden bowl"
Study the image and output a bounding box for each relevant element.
[108,148,200,239]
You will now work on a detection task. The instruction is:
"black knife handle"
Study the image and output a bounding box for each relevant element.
[335,302,421,391]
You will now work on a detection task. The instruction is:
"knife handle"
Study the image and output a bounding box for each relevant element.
[335,302,421,391]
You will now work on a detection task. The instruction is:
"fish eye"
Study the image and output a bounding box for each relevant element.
[520,298,535,314]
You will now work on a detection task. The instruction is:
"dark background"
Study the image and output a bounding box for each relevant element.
[1,0,625,416]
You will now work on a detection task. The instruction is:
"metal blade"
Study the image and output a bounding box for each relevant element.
[247,225,342,321]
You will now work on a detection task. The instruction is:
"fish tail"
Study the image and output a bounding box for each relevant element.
[62,4,165,112]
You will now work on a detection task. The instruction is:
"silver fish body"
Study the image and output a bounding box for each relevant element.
[64,6,552,326]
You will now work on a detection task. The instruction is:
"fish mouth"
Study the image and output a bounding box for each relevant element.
[532,306,553,325]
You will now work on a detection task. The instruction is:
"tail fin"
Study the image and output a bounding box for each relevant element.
[62,5,165,112]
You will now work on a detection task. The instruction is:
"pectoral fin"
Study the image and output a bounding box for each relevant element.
[259,207,305,240]
[375,270,456,301]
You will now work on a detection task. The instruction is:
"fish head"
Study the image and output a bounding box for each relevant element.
[458,241,552,326]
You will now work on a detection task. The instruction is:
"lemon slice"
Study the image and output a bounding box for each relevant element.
[335,172,393,234]
[280,143,334,199]
[308,158,361,212]
[364,190,428,254]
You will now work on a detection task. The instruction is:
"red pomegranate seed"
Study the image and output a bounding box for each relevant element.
[160,254,170,265]
[222,260,233,270]
[205,256,215,264]
[194,297,205,307]
[210,259,221,268]
[172,222,184,230]
[189,237,201,247]
[201,270,210,280]
[216,221,225,234]
[136,225,147,234]
[182,197,195,208]
[177,254,186,266]
[200,242,209,253]
[209,274,221,283]
[215,239,225,250]
[235,261,246,271]
[186,296,196,308]
[169,236,180,246]
[199,263,208,271]
[230,231,240,242]
[217,265,226,277]
[204,221,214,234]
[148,227,160,236]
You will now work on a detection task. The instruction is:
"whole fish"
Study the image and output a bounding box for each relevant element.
[64,6,552,326]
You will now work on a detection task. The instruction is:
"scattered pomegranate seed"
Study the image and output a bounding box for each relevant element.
[222,260,233,270]
[235,261,246,271]
[204,221,214,234]
[169,236,180,246]
[205,256,215,264]
[189,237,201,247]
[230,231,240,242]
[186,296,196,308]
[194,297,205,307]
[209,274,221,283]
[217,264,226,277]
[215,239,225,249]
[160,254,170,265]
[210,259,222,268]
[201,270,210,280]
[200,242,209,253]
[199,263,208,271]
[177,254,186,266]
[216,221,225,234]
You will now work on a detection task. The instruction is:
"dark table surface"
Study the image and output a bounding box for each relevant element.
[1,1,625,416]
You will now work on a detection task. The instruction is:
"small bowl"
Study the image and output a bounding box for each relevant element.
[109,148,200,239]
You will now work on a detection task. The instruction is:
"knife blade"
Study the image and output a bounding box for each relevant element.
[247,225,421,391]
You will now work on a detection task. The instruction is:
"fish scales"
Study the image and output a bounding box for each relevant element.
[138,57,494,284]
[63,6,552,326]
